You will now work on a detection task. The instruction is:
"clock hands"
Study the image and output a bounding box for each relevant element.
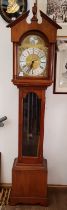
[21,58,46,76]
[19,47,47,76]
[30,60,34,69]
[26,60,35,74]
[20,60,37,75]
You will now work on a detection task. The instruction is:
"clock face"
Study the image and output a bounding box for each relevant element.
[18,34,49,77]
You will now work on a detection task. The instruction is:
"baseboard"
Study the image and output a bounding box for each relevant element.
[48,184,67,191]
[0,183,67,190]
[0,183,12,188]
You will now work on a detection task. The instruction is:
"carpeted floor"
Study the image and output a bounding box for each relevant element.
[0,187,67,210]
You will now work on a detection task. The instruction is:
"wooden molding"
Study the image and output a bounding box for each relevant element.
[0,183,67,190]
[48,184,67,190]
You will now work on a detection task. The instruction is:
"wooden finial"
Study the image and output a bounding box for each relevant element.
[31,3,38,22]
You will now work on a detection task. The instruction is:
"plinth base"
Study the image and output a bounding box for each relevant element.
[10,158,48,206]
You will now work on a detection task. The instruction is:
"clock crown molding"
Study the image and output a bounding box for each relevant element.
[40,10,62,30]
[7,3,62,32]
[7,10,30,28]
[7,4,62,44]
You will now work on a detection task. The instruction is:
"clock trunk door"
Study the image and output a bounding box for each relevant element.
[23,92,41,157]
[18,89,45,164]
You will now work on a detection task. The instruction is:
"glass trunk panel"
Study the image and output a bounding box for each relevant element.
[22,93,41,157]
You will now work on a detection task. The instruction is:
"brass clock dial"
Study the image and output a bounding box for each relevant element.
[18,34,48,77]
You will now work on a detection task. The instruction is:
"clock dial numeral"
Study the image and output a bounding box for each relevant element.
[34,48,39,55]
[28,48,34,54]
[20,55,26,62]
[29,67,45,76]
[40,57,46,63]
[40,62,46,69]
[20,61,26,68]
[38,67,44,75]
[23,49,29,57]
[23,66,29,73]
[38,50,45,58]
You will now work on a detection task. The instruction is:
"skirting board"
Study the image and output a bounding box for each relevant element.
[0,183,67,190]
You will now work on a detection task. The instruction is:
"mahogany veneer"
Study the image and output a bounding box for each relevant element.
[10,158,48,206]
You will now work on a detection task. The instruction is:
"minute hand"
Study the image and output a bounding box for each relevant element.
[26,61,34,74]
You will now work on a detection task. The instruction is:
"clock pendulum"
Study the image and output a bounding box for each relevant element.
[7,2,61,206]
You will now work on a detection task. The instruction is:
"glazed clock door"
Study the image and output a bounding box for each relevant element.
[17,33,49,78]
[23,92,41,157]
[18,88,45,164]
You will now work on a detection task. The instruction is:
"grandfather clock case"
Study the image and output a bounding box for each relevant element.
[7,4,61,206]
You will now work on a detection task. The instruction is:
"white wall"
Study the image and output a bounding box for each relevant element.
[0,16,18,183]
[0,0,67,184]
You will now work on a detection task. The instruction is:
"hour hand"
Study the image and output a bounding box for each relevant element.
[22,61,34,75]
[29,61,34,69]
[27,61,34,73]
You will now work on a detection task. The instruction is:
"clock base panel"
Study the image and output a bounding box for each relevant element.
[10,158,48,206]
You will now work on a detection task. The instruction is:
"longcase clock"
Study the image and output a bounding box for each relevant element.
[7,3,61,206]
